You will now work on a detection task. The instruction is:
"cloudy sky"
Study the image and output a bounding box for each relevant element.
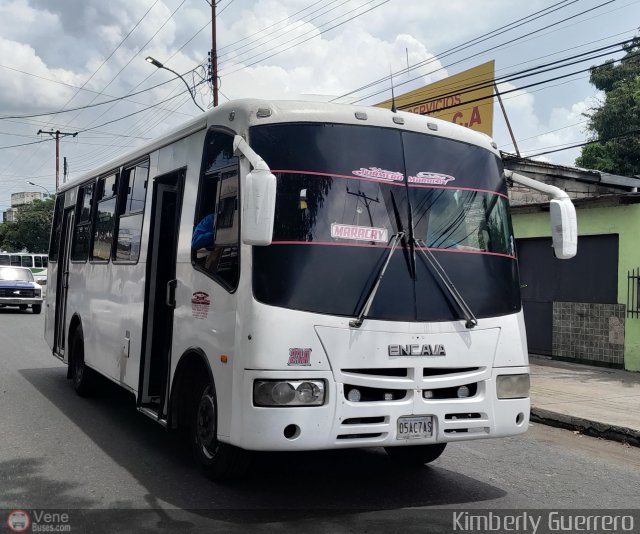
[0,0,637,214]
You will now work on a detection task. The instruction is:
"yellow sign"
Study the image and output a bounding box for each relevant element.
[376,60,495,136]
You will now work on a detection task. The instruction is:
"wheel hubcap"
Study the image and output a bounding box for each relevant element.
[196,390,216,457]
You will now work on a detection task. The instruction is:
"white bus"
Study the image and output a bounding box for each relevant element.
[0,252,48,271]
[45,99,576,480]
[0,253,48,286]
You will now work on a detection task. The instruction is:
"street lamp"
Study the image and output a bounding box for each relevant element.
[26,181,51,198]
[145,56,205,112]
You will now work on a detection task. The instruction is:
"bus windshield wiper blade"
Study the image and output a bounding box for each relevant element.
[414,238,478,329]
[350,232,405,329]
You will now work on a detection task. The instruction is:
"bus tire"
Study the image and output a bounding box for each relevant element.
[32,304,42,314]
[384,443,447,465]
[190,379,250,481]
[70,330,95,397]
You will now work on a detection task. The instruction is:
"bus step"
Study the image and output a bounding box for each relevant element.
[138,406,167,428]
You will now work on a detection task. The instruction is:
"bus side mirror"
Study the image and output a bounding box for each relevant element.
[549,198,577,259]
[242,168,276,246]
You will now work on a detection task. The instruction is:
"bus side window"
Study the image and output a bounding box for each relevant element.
[21,255,33,268]
[0,254,9,266]
[114,159,148,262]
[192,131,239,290]
[71,183,94,262]
[34,256,42,268]
[42,257,48,268]
[91,173,118,262]
[10,255,21,266]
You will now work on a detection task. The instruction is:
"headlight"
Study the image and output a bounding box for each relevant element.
[34,288,41,297]
[496,374,530,399]
[254,380,325,407]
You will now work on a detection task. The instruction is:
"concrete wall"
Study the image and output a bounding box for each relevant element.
[512,203,640,371]
[553,302,625,366]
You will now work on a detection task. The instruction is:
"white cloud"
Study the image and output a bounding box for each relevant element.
[0,37,78,111]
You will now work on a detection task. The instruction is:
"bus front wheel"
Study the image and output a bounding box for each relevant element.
[190,380,250,481]
[384,443,447,466]
[70,330,95,397]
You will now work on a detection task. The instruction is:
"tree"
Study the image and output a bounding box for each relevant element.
[0,197,55,252]
[575,37,640,176]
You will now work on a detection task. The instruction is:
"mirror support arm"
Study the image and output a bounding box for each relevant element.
[505,170,570,200]
[233,135,270,172]
[505,169,577,260]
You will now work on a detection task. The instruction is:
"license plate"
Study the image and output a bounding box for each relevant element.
[396,415,434,440]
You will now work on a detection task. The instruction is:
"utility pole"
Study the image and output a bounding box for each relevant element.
[37,129,78,191]
[494,83,520,157]
[346,187,379,228]
[211,0,219,107]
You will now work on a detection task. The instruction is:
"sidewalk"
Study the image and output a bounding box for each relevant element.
[529,356,640,447]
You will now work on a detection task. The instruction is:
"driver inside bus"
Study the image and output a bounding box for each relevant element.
[192,213,222,271]
[192,213,215,250]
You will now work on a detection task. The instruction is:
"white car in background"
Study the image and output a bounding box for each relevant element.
[32,270,47,295]
[0,266,44,314]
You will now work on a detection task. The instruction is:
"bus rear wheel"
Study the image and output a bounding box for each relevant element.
[384,443,447,466]
[70,330,95,397]
[190,380,250,481]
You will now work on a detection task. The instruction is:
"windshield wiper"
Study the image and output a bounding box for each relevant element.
[414,238,478,329]
[350,232,405,328]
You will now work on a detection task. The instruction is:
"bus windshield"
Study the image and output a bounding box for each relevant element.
[250,122,520,322]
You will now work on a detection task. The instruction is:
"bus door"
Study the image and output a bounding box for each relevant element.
[139,169,184,418]
[54,208,75,358]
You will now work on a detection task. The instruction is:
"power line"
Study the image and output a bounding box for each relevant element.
[396,50,639,116]
[333,0,581,102]
[0,71,195,121]
[499,120,589,149]
[523,129,640,157]
[218,0,348,63]
[58,0,162,114]
[220,0,391,77]
[0,62,194,119]
[393,39,632,111]
[346,0,619,104]
[217,0,326,52]
[217,0,236,15]
[0,0,164,186]
[62,0,190,128]
[79,81,207,134]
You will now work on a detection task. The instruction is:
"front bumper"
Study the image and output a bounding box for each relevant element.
[233,366,529,451]
[0,297,43,306]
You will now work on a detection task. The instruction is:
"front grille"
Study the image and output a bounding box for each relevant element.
[342,416,386,425]
[344,384,407,402]
[342,368,408,378]
[424,382,478,400]
[0,288,34,297]
[445,412,483,420]
[337,433,383,440]
[423,367,481,377]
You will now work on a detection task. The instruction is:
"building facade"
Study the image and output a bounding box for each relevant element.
[506,156,640,372]
[1,191,43,223]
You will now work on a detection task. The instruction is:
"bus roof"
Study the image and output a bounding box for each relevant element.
[58,99,499,192]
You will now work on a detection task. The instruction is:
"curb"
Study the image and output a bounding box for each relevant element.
[530,407,640,448]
